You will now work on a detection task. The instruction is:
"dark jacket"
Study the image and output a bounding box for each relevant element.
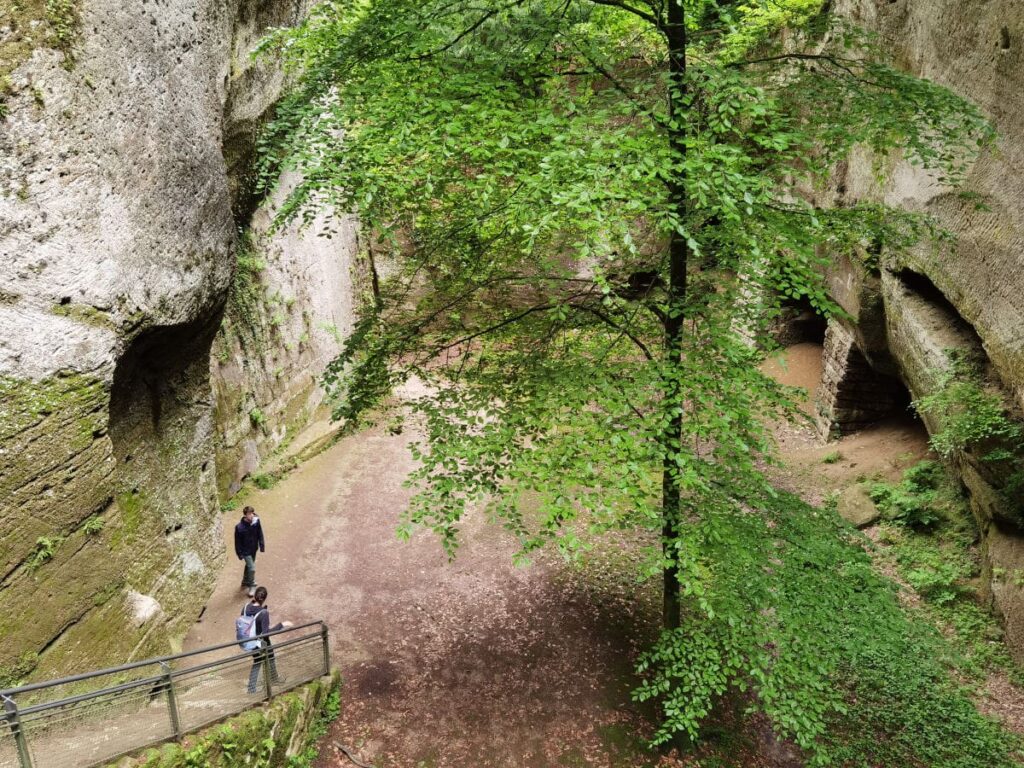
[234,516,265,559]
[242,601,271,636]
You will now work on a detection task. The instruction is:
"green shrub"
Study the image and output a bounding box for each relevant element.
[249,407,267,428]
[26,536,62,571]
[634,491,1020,766]
[869,460,945,529]
[251,473,277,490]
[902,551,965,605]
[83,515,104,535]
[915,361,1023,459]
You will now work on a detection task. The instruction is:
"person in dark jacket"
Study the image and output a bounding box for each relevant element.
[234,506,265,597]
[243,586,292,694]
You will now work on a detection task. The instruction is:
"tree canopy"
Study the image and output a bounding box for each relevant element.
[257,1,1010,762]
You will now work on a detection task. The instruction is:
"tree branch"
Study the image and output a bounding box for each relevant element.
[585,0,662,29]
[572,303,655,360]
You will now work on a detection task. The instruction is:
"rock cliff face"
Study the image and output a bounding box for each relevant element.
[211,173,357,497]
[0,0,356,682]
[822,0,1024,655]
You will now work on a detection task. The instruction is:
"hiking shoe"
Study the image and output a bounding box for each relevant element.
[247,586,256,597]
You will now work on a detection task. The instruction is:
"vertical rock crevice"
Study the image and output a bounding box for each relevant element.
[110,316,222,542]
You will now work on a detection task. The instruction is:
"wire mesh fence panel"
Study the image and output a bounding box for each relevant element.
[266,637,329,697]
[173,653,258,733]
[0,717,22,768]
[18,684,176,768]
[0,622,328,768]
[8,667,164,714]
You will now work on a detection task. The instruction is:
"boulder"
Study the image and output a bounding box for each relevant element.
[838,484,882,529]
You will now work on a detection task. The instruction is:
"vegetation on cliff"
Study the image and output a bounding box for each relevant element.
[0,0,79,81]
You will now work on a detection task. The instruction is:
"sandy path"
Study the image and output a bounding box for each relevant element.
[762,343,930,502]
[185,422,671,768]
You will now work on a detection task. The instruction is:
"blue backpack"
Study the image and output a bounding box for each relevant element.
[235,605,266,651]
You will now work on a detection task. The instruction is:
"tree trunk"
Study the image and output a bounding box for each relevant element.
[661,0,688,633]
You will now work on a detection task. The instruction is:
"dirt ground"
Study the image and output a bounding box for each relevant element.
[184,342,938,768]
[761,342,931,503]
[185,419,683,767]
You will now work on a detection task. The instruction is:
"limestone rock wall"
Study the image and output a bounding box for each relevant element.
[211,172,358,496]
[833,0,1024,405]
[0,0,356,683]
[211,0,358,498]
[0,0,237,683]
[820,0,1024,655]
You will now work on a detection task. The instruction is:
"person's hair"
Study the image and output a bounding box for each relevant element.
[253,586,268,604]
[242,506,255,516]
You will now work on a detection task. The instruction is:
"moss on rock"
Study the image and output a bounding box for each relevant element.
[0,0,79,79]
[0,374,111,577]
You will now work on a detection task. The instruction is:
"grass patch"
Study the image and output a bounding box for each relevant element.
[251,472,278,490]
[869,461,1022,684]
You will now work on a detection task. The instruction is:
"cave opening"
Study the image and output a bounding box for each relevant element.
[773,295,828,347]
[109,317,221,538]
[817,326,915,440]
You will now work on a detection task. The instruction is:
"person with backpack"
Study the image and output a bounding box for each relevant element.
[237,586,292,694]
[234,506,265,598]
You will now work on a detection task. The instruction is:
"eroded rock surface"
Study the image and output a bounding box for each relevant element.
[0,0,356,682]
[822,0,1024,656]
[211,170,358,496]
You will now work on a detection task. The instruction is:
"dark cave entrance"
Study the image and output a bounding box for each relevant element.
[109,317,221,537]
[773,295,828,347]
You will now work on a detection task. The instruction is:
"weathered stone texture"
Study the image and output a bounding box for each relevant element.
[835,0,1024,408]
[0,0,360,684]
[211,171,357,496]
[0,0,356,683]
[223,0,311,221]
[837,483,881,529]
[207,0,358,497]
[0,0,240,680]
[826,0,1024,656]
[815,319,906,439]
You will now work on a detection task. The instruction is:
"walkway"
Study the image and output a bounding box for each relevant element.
[184,418,671,767]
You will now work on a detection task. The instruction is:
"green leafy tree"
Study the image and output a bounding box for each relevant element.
[259,0,997,759]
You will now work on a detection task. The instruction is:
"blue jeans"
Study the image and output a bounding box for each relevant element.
[241,554,256,587]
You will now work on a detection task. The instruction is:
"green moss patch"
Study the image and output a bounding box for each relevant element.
[51,302,116,329]
[0,0,79,79]
[0,373,106,444]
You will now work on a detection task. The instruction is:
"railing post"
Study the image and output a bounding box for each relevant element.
[2,694,33,768]
[320,623,331,676]
[261,642,273,700]
[159,662,182,739]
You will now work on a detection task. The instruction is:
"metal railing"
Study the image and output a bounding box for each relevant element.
[0,621,331,768]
